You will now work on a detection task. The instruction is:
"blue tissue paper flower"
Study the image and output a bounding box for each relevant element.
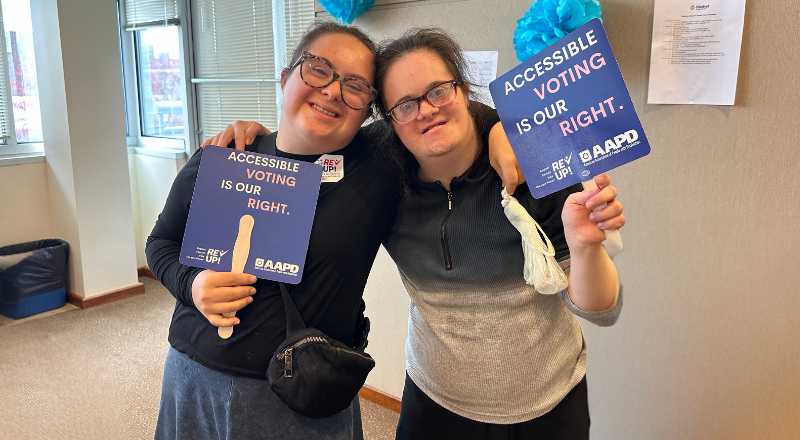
[513,0,602,62]
[318,0,376,24]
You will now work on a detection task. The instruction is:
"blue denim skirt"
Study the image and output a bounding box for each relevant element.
[155,347,364,440]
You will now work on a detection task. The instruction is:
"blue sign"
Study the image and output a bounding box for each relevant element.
[180,146,323,283]
[490,19,650,198]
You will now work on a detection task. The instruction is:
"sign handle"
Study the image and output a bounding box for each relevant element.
[219,215,255,339]
[582,179,623,257]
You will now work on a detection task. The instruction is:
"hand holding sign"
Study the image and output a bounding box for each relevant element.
[489,19,650,199]
[491,19,648,257]
[191,270,256,329]
[562,174,625,255]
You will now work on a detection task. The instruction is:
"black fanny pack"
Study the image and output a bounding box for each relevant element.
[267,283,375,419]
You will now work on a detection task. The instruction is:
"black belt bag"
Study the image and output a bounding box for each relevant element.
[267,283,375,419]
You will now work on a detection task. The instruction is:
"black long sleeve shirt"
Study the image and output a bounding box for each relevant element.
[146,129,401,378]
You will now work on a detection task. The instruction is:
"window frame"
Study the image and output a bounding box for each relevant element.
[0,0,44,158]
[118,0,198,156]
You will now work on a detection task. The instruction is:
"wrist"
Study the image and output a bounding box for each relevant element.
[566,239,605,257]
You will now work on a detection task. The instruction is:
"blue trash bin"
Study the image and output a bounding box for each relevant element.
[0,239,69,319]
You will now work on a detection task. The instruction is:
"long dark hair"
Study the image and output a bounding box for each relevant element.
[373,28,494,198]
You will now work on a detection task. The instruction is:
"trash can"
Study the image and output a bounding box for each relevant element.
[0,239,69,319]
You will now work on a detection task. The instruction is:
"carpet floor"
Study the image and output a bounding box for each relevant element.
[0,277,399,439]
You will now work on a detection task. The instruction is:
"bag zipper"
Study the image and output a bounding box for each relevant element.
[439,185,453,270]
[277,336,372,378]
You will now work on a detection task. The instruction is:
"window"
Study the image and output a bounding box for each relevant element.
[119,0,315,153]
[191,0,314,140]
[121,0,188,150]
[0,0,43,155]
[136,26,184,138]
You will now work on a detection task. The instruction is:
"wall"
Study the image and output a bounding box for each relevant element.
[20,0,140,299]
[344,0,800,438]
[129,153,187,267]
[0,162,52,245]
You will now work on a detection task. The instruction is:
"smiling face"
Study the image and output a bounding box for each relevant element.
[382,50,476,167]
[278,33,375,154]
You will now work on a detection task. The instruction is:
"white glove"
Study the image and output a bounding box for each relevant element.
[501,189,568,295]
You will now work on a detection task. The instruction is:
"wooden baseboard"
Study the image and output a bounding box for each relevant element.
[67,282,145,309]
[137,266,157,280]
[359,385,401,413]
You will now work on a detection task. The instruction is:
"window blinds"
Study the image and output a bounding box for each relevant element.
[0,15,12,143]
[284,0,315,65]
[124,0,180,30]
[192,0,314,136]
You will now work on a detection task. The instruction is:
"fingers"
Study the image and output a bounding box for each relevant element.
[232,121,268,150]
[212,124,232,149]
[501,165,521,195]
[597,213,626,230]
[570,188,600,207]
[213,285,257,302]
[201,136,213,148]
[493,154,526,195]
[593,173,611,189]
[208,272,257,288]
[589,200,624,223]
[488,122,526,194]
[233,121,249,150]
[586,184,617,210]
[193,284,254,307]
[191,270,259,328]
[202,291,254,313]
[225,272,257,287]
[245,121,270,145]
[205,313,241,328]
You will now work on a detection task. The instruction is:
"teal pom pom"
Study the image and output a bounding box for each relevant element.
[513,0,602,62]
[318,0,375,24]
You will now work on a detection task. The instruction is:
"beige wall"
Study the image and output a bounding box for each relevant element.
[0,162,53,245]
[346,0,800,438]
[129,154,187,267]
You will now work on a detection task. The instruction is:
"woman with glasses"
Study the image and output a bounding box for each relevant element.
[374,29,624,440]
[146,22,509,440]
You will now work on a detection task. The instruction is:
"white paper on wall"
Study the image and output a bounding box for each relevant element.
[463,51,499,108]
[647,0,747,105]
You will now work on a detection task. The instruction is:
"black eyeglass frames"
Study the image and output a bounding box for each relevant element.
[290,52,378,110]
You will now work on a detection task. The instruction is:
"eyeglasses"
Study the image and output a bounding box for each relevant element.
[290,52,378,110]
[386,80,459,124]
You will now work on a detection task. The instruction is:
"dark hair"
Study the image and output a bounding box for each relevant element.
[373,28,494,198]
[286,21,379,116]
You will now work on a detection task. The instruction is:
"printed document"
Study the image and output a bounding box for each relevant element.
[647,0,747,105]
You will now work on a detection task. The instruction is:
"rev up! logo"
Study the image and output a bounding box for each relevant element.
[205,248,228,264]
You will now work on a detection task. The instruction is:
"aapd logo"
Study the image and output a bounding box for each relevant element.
[255,258,299,274]
[580,129,640,164]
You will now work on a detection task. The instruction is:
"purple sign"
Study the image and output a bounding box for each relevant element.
[180,146,322,283]
[490,19,650,198]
